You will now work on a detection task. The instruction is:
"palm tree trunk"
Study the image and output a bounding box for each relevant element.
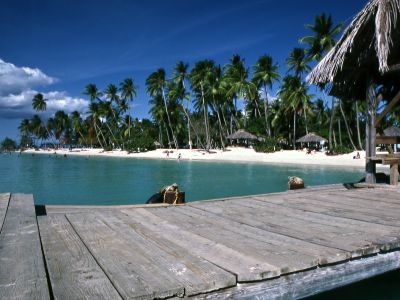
[161,88,178,149]
[200,83,210,151]
[181,104,192,150]
[212,99,225,150]
[333,129,337,148]
[338,118,342,146]
[293,111,296,150]
[93,121,104,149]
[263,85,271,137]
[339,99,357,150]
[328,97,335,149]
[303,109,309,135]
[355,101,363,150]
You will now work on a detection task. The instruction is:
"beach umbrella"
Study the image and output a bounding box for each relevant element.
[296,133,327,143]
[307,0,400,100]
[384,126,400,136]
[226,129,258,140]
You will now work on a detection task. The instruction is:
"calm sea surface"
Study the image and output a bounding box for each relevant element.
[0,152,364,205]
[1,152,399,298]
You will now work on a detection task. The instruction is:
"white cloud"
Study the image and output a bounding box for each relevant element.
[0,59,88,119]
[0,59,56,96]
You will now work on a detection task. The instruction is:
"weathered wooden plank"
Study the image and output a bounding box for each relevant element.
[326,189,400,205]
[302,191,400,213]
[93,211,236,296]
[169,205,350,265]
[0,193,10,233]
[252,192,400,227]
[192,250,400,300]
[0,194,49,300]
[189,199,384,256]
[66,212,184,299]
[297,193,400,221]
[38,215,122,300]
[226,197,400,250]
[45,203,169,214]
[121,208,281,282]
[148,206,321,273]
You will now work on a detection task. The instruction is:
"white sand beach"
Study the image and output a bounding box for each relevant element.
[23,147,375,169]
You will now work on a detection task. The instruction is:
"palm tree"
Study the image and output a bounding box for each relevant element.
[173,61,193,149]
[300,13,342,61]
[224,55,258,121]
[300,14,343,149]
[190,60,215,151]
[104,84,121,148]
[146,69,178,149]
[286,48,310,78]
[84,84,102,103]
[32,93,47,111]
[120,78,137,140]
[252,55,281,136]
[70,111,85,145]
[32,93,55,147]
[149,94,167,147]
[279,76,313,148]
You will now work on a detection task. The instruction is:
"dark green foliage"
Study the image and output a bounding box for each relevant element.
[328,145,353,155]
[253,138,281,153]
[1,137,17,151]
[125,135,156,153]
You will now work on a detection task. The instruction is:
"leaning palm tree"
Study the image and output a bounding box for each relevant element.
[252,55,281,136]
[146,69,178,149]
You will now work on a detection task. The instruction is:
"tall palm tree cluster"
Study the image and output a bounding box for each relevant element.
[18,14,400,152]
[19,78,158,151]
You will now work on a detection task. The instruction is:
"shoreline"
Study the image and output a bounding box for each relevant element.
[21,147,379,169]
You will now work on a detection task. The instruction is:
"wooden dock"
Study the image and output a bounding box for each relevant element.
[1,184,400,299]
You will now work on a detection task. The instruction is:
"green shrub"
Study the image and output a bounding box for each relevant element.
[125,135,156,153]
[253,138,281,153]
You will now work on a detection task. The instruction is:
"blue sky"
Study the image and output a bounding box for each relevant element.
[0,0,367,141]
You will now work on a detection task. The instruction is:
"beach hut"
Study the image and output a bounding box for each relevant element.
[296,133,327,143]
[296,133,327,152]
[227,129,258,146]
[307,0,400,183]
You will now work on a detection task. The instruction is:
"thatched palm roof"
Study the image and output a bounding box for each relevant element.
[307,0,400,100]
[384,126,400,136]
[296,132,327,143]
[227,129,258,140]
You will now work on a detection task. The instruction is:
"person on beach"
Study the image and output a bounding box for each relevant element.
[178,153,181,160]
[166,150,169,158]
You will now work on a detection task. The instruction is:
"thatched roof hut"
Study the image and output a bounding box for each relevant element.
[227,129,258,140]
[307,0,400,100]
[307,0,400,183]
[296,133,327,143]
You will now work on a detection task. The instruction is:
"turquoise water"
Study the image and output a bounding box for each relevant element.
[0,152,364,205]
